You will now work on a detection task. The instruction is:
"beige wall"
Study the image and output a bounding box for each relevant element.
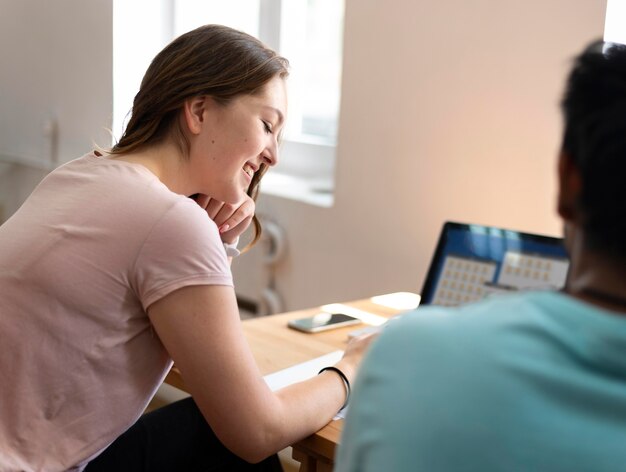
[234,0,606,310]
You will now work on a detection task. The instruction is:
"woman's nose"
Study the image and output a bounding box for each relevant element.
[262,142,278,167]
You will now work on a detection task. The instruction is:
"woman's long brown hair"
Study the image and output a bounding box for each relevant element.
[110,25,289,251]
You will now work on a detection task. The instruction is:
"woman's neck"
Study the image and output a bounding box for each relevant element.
[113,142,192,196]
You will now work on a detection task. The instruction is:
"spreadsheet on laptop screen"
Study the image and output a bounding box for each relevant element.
[420,222,570,307]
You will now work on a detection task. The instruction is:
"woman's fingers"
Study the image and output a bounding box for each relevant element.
[205,198,225,220]
[217,200,255,244]
[193,194,256,243]
[193,194,236,223]
[216,198,254,233]
[194,193,211,209]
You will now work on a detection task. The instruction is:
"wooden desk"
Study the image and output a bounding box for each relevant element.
[164,293,418,471]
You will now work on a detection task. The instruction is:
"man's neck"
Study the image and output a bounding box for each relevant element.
[564,230,626,313]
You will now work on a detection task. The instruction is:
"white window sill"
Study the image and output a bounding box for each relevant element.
[260,137,336,207]
[261,171,334,207]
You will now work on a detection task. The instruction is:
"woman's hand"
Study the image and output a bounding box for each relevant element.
[193,194,255,244]
[334,332,378,383]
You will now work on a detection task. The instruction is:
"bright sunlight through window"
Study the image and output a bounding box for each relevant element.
[173,0,344,145]
[604,0,626,45]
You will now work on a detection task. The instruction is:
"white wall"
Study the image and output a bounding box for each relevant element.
[234,0,606,311]
[0,0,112,218]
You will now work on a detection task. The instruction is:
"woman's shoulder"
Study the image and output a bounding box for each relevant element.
[32,151,208,241]
[64,151,194,212]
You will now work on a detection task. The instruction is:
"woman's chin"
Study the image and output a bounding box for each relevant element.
[223,190,247,205]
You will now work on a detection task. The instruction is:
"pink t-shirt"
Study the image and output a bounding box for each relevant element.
[0,152,233,471]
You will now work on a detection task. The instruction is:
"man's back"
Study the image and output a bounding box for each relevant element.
[337,291,626,471]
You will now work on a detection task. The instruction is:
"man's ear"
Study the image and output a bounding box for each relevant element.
[557,150,583,222]
[182,96,210,135]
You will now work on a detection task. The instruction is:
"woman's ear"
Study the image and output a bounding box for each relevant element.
[182,96,209,135]
[557,150,583,222]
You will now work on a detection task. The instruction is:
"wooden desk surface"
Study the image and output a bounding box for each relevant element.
[164,293,418,469]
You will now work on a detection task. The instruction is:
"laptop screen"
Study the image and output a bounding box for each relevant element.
[419,222,570,306]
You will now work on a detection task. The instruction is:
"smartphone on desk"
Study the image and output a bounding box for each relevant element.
[288,313,361,333]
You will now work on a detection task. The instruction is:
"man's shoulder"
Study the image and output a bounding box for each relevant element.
[376,292,565,358]
[394,291,564,326]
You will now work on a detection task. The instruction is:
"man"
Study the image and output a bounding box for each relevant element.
[336,40,626,471]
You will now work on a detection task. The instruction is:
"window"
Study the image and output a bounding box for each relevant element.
[173,0,344,146]
[605,0,626,45]
[114,0,345,206]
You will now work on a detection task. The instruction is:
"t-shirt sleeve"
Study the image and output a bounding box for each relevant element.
[132,198,233,310]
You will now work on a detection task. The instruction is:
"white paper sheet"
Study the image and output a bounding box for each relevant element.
[263,350,348,419]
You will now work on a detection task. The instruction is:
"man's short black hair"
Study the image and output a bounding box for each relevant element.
[561,40,626,259]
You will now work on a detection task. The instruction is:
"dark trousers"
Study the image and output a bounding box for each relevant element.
[85,397,283,472]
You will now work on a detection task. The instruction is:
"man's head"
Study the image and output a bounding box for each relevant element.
[559,40,626,261]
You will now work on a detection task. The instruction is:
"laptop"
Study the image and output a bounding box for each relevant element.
[348,221,571,338]
[419,221,570,307]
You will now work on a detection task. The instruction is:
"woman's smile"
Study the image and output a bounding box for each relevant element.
[242,162,256,180]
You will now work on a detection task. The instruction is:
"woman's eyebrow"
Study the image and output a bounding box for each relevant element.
[264,106,284,125]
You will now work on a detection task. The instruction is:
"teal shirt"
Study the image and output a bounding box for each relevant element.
[336,292,626,471]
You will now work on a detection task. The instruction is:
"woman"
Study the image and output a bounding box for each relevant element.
[0,25,373,471]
